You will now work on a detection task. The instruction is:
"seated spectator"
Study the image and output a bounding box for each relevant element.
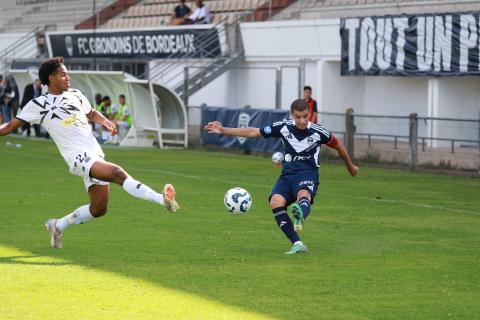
[171,0,191,25]
[187,0,211,24]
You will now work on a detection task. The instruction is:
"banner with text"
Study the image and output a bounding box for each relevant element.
[341,12,480,76]
[201,107,289,153]
[46,28,221,59]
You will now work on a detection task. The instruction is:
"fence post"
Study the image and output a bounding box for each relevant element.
[275,67,282,109]
[183,67,189,107]
[345,108,355,159]
[409,113,418,171]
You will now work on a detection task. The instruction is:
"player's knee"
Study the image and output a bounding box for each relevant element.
[111,166,128,184]
[269,197,283,209]
[91,205,108,217]
[297,190,311,201]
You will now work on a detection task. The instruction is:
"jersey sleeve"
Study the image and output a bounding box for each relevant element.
[73,90,93,114]
[16,100,41,124]
[259,121,283,138]
[312,124,334,145]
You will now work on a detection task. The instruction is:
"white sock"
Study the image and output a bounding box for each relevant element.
[122,176,164,205]
[294,241,304,246]
[56,205,94,232]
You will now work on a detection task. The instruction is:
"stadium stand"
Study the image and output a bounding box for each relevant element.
[272,0,480,20]
[101,0,294,28]
[0,0,116,33]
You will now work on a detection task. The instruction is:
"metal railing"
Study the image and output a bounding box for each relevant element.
[139,15,244,83]
[318,110,480,173]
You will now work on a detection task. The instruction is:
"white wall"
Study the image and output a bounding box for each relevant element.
[437,77,480,119]
[240,19,341,61]
[363,77,428,116]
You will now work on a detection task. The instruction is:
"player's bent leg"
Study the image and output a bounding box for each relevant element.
[291,190,312,232]
[46,203,97,249]
[270,194,306,254]
[89,159,179,212]
[88,184,110,217]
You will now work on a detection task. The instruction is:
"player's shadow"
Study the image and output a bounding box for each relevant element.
[0,255,71,266]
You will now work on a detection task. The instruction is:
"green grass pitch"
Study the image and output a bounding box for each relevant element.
[0,136,479,319]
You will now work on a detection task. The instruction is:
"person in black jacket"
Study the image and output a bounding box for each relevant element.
[21,79,44,137]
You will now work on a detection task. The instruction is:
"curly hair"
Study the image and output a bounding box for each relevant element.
[39,57,64,86]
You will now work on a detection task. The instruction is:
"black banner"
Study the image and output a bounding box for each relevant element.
[341,12,480,76]
[46,28,221,59]
[201,107,289,153]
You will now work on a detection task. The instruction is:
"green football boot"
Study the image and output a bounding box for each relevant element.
[290,203,304,232]
[285,242,309,255]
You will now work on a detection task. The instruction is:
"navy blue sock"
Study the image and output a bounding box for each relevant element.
[298,197,312,220]
[272,207,300,244]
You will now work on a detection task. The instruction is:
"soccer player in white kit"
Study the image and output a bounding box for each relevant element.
[0,57,179,249]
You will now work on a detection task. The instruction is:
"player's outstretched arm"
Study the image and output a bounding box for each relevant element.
[330,137,359,177]
[0,118,25,136]
[204,121,261,138]
[87,109,117,136]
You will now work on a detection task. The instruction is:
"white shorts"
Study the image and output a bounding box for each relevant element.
[68,151,109,191]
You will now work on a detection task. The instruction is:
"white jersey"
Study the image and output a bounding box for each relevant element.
[17,89,104,169]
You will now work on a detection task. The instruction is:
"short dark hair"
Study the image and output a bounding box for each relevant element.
[39,57,64,85]
[119,94,125,99]
[303,85,312,92]
[103,95,110,101]
[290,99,309,112]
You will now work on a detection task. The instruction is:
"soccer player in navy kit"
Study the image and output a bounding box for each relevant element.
[204,99,359,254]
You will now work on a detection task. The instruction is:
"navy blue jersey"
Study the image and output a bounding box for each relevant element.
[260,120,333,174]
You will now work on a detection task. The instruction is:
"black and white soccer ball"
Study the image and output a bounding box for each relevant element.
[224,187,252,214]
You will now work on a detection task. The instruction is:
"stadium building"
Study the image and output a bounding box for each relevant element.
[1,0,479,172]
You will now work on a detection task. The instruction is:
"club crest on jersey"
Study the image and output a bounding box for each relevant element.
[237,112,250,145]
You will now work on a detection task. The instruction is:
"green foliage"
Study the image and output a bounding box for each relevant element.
[1,137,479,319]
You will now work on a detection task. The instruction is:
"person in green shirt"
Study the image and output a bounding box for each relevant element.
[107,94,132,144]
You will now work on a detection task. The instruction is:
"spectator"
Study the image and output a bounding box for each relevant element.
[101,95,114,143]
[0,78,15,124]
[303,85,318,124]
[188,0,211,24]
[11,77,20,121]
[109,94,132,144]
[171,0,191,25]
[91,93,104,142]
[21,79,44,137]
[0,74,3,124]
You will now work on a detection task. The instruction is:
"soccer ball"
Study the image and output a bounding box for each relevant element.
[271,152,284,166]
[224,187,252,214]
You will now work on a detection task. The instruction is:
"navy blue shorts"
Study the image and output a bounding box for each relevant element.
[269,171,319,206]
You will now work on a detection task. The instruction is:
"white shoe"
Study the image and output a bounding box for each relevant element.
[45,219,63,249]
[163,184,180,212]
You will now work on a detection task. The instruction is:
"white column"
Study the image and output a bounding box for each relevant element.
[316,59,325,113]
[427,78,440,147]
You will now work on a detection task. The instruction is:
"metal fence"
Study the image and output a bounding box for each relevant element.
[190,106,480,175]
[319,110,480,174]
